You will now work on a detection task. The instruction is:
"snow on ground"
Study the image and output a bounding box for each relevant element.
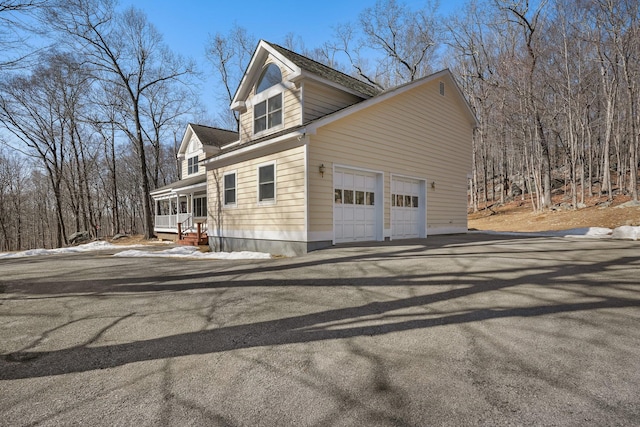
[0,241,143,259]
[0,240,271,260]
[476,226,640,240]
[1,226,638,260]
[112,246,272,260]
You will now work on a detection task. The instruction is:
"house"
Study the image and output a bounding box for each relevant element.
[154,40,477,255]
[200,41,477,256]
[151,123,238,243]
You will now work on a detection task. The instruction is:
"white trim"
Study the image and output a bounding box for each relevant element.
[154,228,179,234]
[204,130,305,165]
[192,194,207,218]
[257,160,276,206]
[208,228,306,242]
[303,136,309,244]
[187,155,200,175]
[231,40,301,109]
[174,182,207,194]
[252,83,283,104]
[151,182,207,198]
[252,92,284,137]
[390,174,427,240]
[222,170,238,208]
[332,164,385,244]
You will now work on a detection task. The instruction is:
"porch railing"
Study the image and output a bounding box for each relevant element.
[154,213,191,230]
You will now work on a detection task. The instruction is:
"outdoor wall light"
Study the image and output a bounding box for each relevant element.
[319,164,326,177]
[431,181,436,189]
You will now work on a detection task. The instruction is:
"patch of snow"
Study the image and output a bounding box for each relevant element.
[112,246,271,260]
[475,226,640,241]
[556,227,612,238]
[0,241,143,259]
[611,226,640,241]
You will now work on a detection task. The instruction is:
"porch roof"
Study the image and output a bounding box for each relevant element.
[150,174,206,197]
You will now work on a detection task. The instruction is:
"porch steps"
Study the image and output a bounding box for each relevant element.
[177,232,208,247]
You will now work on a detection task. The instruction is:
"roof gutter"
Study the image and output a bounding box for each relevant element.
[203,129,306,166]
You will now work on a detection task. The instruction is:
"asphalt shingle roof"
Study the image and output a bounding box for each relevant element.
[190,124,238,148]
[265,42,380,98]
[151,174,206,194]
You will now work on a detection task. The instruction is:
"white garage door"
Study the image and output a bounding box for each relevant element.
[334,169,378,243]
[392,177,424,239]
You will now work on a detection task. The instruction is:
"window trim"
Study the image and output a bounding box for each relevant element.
[253,92,283,136]
[223,170,237,208]
[192,195,207,218]
[256,63,282,94]
[256,161,276,205]
[187,155,199,175]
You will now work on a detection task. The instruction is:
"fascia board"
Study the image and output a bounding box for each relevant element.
[203,130,305,166]
[231,40,301,109]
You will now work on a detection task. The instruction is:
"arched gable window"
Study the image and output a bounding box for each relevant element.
[256,63,282,93]
[254,63,283,134]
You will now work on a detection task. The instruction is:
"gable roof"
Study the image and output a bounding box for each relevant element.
[177,123,239,159]
[264,42,380,98]
[189,124,238,148]
[207,69,478,165]
[231,40,379,109]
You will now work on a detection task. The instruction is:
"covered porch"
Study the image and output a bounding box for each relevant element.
[151,176,208,242]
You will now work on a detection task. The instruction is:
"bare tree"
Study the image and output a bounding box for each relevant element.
[205,24,256,130]
[0,0,47,69]
[328,0,442,89]
[46,0,195,239]
[0,53,80,247]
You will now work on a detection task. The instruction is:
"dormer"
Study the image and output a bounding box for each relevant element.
[177,124,239,179]
[231,41,380,144]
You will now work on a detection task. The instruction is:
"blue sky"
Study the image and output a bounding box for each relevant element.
[123,0,467,121]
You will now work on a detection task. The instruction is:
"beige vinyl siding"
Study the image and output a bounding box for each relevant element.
[303,80,363,122]
[238,57,302,143]
[181,147,207,179]
[207,145,306,234]
[308,76,473,235]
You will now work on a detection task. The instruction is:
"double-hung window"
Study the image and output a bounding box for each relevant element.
[258,163,275,203]
[187,156,198,175]
[224,172,236,206]
[254,94,282,134]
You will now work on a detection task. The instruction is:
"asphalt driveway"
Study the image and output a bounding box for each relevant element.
[1,233,639,426]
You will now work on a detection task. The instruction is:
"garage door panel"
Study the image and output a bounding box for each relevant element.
[392,177,424,239]
[335,168,379,244]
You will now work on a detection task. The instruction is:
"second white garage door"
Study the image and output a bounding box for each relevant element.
[391,177,425,239]
[334,168,379,243]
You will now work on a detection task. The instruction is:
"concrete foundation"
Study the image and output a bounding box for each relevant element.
[208,236,332,257]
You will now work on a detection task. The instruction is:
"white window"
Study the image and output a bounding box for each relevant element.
[193,196,207,217]
[224,172,236,206]
[258,163,275,203]
[253,64,283,135]
[256,63,282,93]
[187,156,198,175]
[254,94,282,134]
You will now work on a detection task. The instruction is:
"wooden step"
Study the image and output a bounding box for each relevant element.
[178,233,208,246]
